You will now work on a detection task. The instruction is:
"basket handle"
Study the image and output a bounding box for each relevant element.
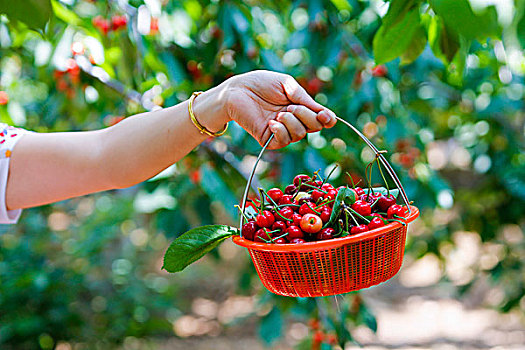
[239,116,412,236]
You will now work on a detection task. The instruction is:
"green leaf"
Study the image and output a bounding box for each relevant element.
[360,303,378,332]
[0,0,52,31]
[51,0,81,26]
[258,307,283,344]
[517,8,525,49]
[426,15,460,64]
[372,0,421,64]
[330,0,352,12]
[400,24,427,65]
[363,187,399,198]
[429,0,500,40]
[162,225,238,273]
[325,187,357,227]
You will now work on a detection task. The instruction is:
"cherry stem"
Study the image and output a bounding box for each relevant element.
[257,189,266,214]
[315,199,335,209]
[306,202,321,215]
[345,209,360,226]
[322,164,339,186]
[271,231,289,243]
[370,197,381,208]
[376,154,390,195]
[348,208,370,223]
[292,179,303,199]
[365,161,374,201]
[388,218,406,226]
[275,203,301,209]
[235,205,250,224]
[260,189,294,222]
[303,183,328,193]
[346,171,357,189]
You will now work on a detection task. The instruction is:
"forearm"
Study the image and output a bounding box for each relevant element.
[102,86,227,189]
[6,85,229,210]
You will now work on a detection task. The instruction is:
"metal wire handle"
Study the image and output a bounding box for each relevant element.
[239,116,412,236]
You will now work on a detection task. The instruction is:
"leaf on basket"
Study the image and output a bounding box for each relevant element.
[363,187,400,198]
[162,225,238,273]
[324,187,357,228]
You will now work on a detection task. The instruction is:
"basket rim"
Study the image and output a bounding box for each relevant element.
[232,205,419,252]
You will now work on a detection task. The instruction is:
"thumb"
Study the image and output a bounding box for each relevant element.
[282,75,324,113]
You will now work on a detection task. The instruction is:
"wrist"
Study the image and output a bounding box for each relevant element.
[191,85,230,133]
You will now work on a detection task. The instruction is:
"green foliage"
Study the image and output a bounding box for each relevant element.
[258,306,283,345]
[0,0,523,348]
[162,225,237,273]
[0,0,51,31]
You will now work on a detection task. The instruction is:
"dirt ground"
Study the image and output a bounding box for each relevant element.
[113,252,525,350]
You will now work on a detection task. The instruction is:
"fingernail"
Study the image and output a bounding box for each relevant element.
[318,111,330,124]
[287,105,296,113]
[269,120,278,132]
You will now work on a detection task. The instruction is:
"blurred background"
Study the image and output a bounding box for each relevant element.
[0,0,524,349]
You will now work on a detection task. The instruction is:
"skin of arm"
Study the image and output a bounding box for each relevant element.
[6,70,336,210]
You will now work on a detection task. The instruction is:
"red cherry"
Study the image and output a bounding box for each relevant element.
[316,227,335,240]
[278,194,293,205]
[387,204,408,219]
[321,183,334,192]
[368,217,386,230]
[278,207,294,220]
[290,238,306,244]
[360,194,375,205]
[315,180,323,187]
[325,189,338,201]
[0,91,9,105]
[267,188,284,203]
[242,221,258,241]
[354,187,365,196]
[351,200,372,216]
[376,194,396,212]
[372,65,388,77]
[284,184,297,195]
[320,208,331,223]
[306,77,323,95]
[298,202,316,215]
[286,225,305,240]
[256,210,275,228]
[254,228,270,242]
[290,213,302,227]
[111,15,127,31]
[311,189,324,202]
[271,221,287,235]
[92,16,110,35]
[293,174,311,187]
[300,214,323,234]
[273,237,287,244]
[350,225,368,234]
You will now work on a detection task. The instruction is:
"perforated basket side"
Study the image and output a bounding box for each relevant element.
[247,225,408,297]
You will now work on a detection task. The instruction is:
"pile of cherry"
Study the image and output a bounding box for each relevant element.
[241,174,408,244]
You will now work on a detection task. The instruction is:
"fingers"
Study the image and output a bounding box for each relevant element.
[286,105,323,132]
[276,112,306,142]
[268,120,291,149]
[282,75,324,113]
[317,109,337,128]
[287,105,337,130]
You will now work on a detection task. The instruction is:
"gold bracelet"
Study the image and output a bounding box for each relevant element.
[188,91,228,137]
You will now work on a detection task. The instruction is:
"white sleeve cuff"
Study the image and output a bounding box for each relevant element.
[0,157,21,224]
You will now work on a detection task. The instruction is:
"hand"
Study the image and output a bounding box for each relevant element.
[218,70,337,149]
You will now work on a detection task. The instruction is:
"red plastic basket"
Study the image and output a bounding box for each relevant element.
[233,116,419,297]
[233,206,418,297]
